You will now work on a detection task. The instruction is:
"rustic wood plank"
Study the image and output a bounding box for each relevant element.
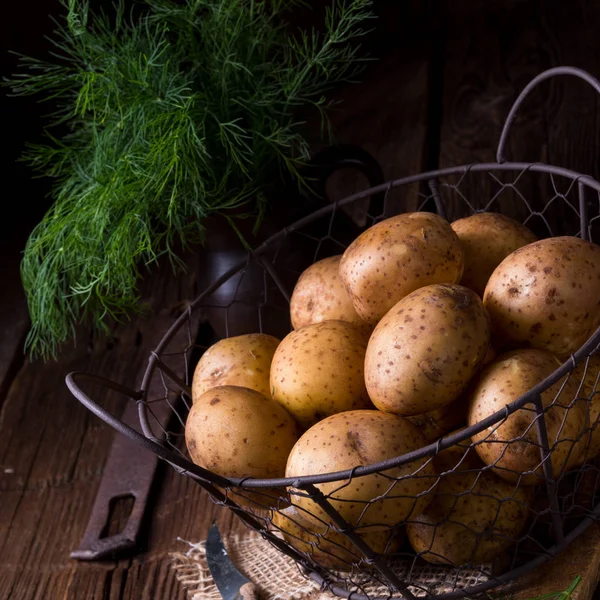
[439,0,600,236]
[0,492,23,558]
[0,259,198,496]
[122,558,188,600]
[0,245,202,600]
[62,567,115,600]
[0,265,28,409]
[322,49,431,216]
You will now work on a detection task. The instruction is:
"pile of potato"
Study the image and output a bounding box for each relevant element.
[185,210,600,571]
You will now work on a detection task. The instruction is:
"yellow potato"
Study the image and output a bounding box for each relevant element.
[290,255,371,334]
[451,213,537,296]
[365,284,490,416]
[467,349,586,485]
[339,212,464,324]
[407,441,532,566]
[185,386,299,507]
[483,236,600,358]
[270,320,371,428]
[272,505,401,572]
[192,333,280,402]
[285,410,436,530]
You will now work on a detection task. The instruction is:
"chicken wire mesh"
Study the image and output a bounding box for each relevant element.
[67,67,600,600]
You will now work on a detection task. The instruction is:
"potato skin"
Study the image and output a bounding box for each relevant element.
[407,442,531,566]
[272,505,401,571]
[185,386,298,480]
[290,255,371,334]
[483,236,600,358]
[192,334,280,402]
[365,284,490,416]
[270,320,371,429]
[285,410,436,530]
[467,349,586,485]
[339,212,464,324]
[451,213,537,297]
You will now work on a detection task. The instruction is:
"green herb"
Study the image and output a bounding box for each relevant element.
[488,575,582,600]
[526,576,582,600]
[7,0,374,359]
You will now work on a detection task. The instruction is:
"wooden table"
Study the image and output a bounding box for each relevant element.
[2,1,600,598]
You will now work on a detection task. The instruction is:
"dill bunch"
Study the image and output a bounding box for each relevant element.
[7,0,374,359]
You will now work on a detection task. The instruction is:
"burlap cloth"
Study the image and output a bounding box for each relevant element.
[170,530,492,599]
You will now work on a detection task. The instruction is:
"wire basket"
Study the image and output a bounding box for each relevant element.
[67,67,600,600]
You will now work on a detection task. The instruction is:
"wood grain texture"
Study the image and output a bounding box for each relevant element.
[0,237,31,410]
[0,246,203,599]
[439,0,600,237]
[322,50,431,216]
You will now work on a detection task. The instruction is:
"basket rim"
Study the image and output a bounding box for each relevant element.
[132,159,600,489]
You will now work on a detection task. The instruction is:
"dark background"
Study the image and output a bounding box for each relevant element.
[1,1,60,242]
[3,1,600,598]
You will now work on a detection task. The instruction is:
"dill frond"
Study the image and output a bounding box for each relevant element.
[6,0,374,359]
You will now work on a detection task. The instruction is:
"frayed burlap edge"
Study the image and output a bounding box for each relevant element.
[170,531,331,600]
[169,531,492,600]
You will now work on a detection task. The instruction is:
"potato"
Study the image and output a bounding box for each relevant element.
[407,394,469,443]
[270,320,371,428]
[285,410,436,530]
[407,440,531,566]
[192,333,280,402]
[290,255,371,334]
[272,505,401,571]
[451,213,537,296]
[185,386,298,507]
[467,349,586,485]
[572,354,600,462]
[365,284,490,416]
[483,236,600,358]
[339,212,464,324]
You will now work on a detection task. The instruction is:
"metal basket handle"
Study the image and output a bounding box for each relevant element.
[66,371,229,481]
[66,371,232,560]
[497,66,600,164]
[305,143,386,217]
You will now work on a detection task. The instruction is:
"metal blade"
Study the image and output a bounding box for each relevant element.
[206,522,252,600]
